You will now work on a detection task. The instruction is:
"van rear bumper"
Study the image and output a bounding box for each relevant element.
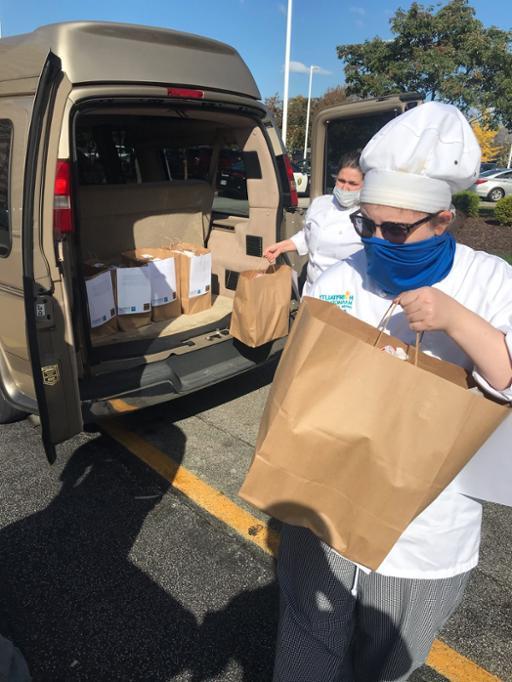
[80,336,285,420]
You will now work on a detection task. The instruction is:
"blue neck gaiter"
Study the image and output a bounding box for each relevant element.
[362,232,456,296]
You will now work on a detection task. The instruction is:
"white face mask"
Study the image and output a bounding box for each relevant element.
[333,186,360,208]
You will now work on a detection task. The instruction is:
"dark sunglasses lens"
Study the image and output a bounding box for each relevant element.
[381,222,408,237]
[351,214,375,237]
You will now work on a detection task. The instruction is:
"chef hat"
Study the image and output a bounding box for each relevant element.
[359,102,481,213]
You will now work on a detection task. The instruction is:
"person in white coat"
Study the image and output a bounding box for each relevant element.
[263,153,363,295]
[273,102,512,682]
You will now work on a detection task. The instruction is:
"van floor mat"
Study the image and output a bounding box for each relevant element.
[87,312,232,364]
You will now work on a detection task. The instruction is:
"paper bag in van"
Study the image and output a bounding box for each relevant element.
[122,248,181,322]
[239,296,508,570]
[83,260,118,339]
[114,265,152,331]
[172,243,212,314]
[229,264,292,347]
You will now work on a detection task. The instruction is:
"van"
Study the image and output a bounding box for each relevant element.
[0,21,421,462]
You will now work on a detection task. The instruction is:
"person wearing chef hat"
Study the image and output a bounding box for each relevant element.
[273,102,512,682]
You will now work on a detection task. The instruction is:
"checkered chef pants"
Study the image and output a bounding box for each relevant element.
[273,524,471,682]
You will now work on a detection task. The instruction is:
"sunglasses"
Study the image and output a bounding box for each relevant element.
[349,211,437,238]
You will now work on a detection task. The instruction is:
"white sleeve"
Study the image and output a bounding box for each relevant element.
[472,328,512,402]
[290,229,308,256]
[290,199,316,256]
[470,257,512,402]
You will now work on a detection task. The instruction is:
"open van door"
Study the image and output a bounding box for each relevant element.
[309,93,423,200]
[23,53,82,463]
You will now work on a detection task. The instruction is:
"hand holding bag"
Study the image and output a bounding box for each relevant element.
[239,296,508,570]
[229,262,292,348]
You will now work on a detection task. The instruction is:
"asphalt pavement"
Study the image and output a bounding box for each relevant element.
[0,365,511,681]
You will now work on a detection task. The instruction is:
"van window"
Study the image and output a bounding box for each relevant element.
[323,111,399,193]
[0,119,13,256]
[76,126,140,185]
[162,145,213,181]
[214,146,248,217]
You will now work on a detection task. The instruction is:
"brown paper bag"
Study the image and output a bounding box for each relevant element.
[114,265,152,331]
[229,264,292,347]
[82,260,119,339]
[122,248,181,322]
[172,242,212,315]
[239,296,508,570]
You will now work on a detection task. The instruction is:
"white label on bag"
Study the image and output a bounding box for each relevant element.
[148,258,177,306]
[85,271,116,328]
[116,267,151,315]
[188,252,212,298]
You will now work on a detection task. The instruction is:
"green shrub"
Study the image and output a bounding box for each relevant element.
[452,191,480,218]
[494,195,512,226]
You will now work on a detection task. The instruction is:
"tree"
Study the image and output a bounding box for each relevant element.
[337,0,512,129]
[264,93,282,130]
[470,120,503,162]
[314,86,349,111]
[265,87,350,156]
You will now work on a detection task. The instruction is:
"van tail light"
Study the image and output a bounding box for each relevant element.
[167,87,204,99]
[475,179,488,185]
[53,159,74,235]
[284,155,298,207]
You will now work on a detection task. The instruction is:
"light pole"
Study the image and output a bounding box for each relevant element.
[303,65,318,161]
[281,0,293,147]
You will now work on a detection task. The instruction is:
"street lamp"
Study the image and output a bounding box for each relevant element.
[303,65,318,161]
[281,0,293,147]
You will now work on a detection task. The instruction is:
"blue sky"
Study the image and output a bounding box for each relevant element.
[1,1,510,101]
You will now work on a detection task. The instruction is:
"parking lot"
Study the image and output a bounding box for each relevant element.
[0,363,511,682]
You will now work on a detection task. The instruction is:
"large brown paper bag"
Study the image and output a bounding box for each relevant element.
[239,296,508,570]
[229,264,292,347]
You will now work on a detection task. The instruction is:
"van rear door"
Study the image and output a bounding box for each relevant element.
[309,94,423,199]
[23,53,82,463]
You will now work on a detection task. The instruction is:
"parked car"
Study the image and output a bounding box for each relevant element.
[473,168,512,202]
[479,162,498,173]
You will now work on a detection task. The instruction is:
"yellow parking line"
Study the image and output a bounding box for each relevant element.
[102,419,502,682]
[101,419,279,556]
[426,640,501,682]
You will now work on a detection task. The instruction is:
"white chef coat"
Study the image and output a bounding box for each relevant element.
[309,243,512,579]
[290,194,362,297]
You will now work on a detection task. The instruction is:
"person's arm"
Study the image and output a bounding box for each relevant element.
[264,197,318,261]
[263,238,298,262]
[398,287,512,392]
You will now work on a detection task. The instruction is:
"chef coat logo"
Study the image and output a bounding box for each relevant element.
[319,291,354,311]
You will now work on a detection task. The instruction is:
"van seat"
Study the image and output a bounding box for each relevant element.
[78,180,214,259]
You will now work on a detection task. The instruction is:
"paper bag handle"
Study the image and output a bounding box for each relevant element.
[259,256,274,273]
[375,302,422,367]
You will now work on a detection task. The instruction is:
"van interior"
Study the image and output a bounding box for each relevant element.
[72,102,288,365]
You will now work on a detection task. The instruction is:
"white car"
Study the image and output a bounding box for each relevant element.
[473,168,512,202]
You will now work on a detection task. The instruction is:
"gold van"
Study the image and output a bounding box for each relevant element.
[0,21,421,462]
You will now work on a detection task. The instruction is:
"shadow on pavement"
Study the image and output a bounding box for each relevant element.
[0,426,281,681]
[0,427,414,681]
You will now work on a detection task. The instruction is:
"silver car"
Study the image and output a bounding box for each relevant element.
[473,168,512,202]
